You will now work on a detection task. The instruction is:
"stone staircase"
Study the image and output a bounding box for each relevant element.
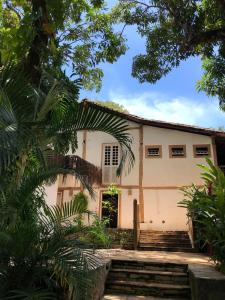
[139,230,195,252]
[104,259,191,299]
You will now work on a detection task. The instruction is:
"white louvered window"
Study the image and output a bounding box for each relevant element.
[148,148,159,156]
[193,145,211,158]
[169,145,186,158]
[145,145,162,158]
[102,144,120,184]
[172,147,184,156]
[112,145,119,165]
[104,146,111,166]
[196,147,208,155]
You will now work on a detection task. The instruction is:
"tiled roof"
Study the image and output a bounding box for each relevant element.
[82,99,225,138]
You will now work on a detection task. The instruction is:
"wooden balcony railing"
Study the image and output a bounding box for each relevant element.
[49,154,102,186]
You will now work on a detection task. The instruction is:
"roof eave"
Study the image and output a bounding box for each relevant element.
[82,99,225,138]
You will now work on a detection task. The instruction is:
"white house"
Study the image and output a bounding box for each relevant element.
[45,100,225,233]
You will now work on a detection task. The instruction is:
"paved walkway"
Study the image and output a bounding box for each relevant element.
[98,249,212,266]
[100,249,213,300]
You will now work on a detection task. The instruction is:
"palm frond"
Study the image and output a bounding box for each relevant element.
[45,195,90,223]
[57,101,134,174]
[0,64,134,179]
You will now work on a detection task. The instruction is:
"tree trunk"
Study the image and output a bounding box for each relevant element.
[25,0,50,85]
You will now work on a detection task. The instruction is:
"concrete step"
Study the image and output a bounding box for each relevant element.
[140,234,190,239]
[111,260,188,273]
[105,280,191,298]
[140,231,188,235]
[138,245,196,253]
[138,231,194,253]
[108,268,188,285]
[139,241,191,247]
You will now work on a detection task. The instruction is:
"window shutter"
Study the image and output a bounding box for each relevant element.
[112,145,120,184]
[102,144,120,184]
[111,166,118,183]
[102,166,111,184]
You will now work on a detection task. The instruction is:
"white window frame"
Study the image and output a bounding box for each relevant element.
[102,143,120,184]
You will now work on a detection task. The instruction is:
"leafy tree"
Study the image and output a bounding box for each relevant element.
[0,0,127,89]
[218,126,225,132]
[118,0,225,105]
[197,56,225,108]
[0,1,135,298]
[94,100,129,113]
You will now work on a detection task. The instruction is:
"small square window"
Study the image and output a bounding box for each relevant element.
[193,144,211,158]
[145,145,162,158]
[169,145,186,158]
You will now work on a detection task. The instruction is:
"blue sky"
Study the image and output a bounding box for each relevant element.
[80,23,225,129]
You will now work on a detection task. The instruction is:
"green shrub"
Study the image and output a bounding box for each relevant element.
[179,158,225,272]
[87,216,111,248]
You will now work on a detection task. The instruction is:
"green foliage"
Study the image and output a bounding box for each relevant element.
[73,192,89,211]
[94,100,129,113]
[0,0,127,90]
[0,65,134,298]
[118,0,225,105]
[87,216,111,248]
[104,183,121,196]
[179,158,225,272]
[197,56,225,108]
[0,64,134,185]
[102,184,120,225]
[0,171,102,299]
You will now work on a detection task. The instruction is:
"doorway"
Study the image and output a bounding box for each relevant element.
[101,193,118,228]
[216,138,225,168]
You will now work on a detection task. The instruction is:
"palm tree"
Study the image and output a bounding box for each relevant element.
[0,64,134,299]
[0,64,134,187]
[0,169,102,299]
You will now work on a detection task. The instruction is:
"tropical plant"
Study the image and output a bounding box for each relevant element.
[0,170,103,300]
[102,184,121,227]
[0,64,134,186]
[0,64,134,298]
[73,192,89,212]
[179,158,225,272]
[87,216,112,248]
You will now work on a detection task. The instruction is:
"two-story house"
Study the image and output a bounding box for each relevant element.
[46,100,225,234]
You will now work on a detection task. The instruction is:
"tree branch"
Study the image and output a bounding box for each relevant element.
[121,0,165,10]
[182,28,225,52]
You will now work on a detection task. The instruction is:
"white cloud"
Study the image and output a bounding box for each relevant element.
[108,90,225,128]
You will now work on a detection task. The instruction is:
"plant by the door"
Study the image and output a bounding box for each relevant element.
[102,184,121,226]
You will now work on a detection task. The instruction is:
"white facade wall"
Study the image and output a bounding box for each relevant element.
[44,178,59,206]
[45,120,215,231]
[142,126,213,187]
[141,126,213,230]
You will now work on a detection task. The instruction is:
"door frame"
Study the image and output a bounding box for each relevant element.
[99,189,121,228]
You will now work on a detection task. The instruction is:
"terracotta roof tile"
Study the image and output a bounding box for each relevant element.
[82,99,225,138]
